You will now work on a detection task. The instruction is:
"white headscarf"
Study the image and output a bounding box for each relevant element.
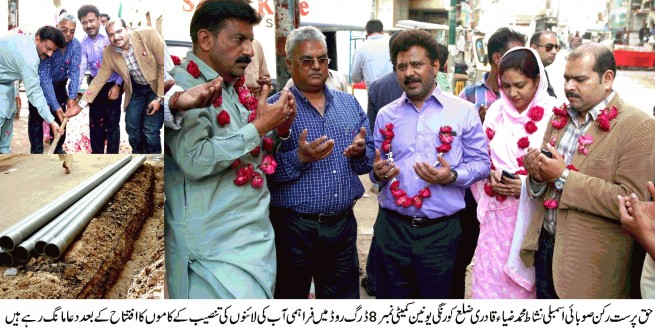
[483,46,560,172]
[474,47,560,292]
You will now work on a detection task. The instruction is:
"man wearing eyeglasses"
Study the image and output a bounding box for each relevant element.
[267,25,374,299]
[27,12,82,154]
[530,30,559,98]
[71,18,166,154]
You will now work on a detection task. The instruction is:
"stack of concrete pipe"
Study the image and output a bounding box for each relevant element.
[0,155,147,267]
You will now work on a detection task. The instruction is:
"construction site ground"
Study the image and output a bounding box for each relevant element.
[0,155,164,299]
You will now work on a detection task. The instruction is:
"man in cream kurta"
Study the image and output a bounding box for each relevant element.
[0,27,64,153]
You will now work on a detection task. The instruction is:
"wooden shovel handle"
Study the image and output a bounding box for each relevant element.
[47,117,69,155]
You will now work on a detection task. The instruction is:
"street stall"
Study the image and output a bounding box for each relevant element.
[613,44,655,68]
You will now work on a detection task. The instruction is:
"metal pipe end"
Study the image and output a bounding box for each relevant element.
[13,244,32,263]
[35,238,50,256]
[0,251,14,267]
[44,240,64,260]
[0,234,18,251]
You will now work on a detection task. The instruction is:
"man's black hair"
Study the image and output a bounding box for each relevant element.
[77,4,100,21]
[190,0,261,45]
[36,25,66,49]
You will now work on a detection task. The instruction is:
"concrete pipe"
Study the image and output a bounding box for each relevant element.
[0,155,132,250]
[44,156,147,260]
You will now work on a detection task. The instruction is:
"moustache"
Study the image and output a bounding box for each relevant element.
[403,77,421,85]
[565,92,581,99]
[236,56,252,64]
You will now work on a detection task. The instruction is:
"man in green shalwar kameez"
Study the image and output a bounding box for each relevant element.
[164,0,295,298]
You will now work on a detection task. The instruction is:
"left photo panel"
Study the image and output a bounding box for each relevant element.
[1,0,165,155]
[0,154,164,298]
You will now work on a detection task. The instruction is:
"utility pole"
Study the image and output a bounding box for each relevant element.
[274,0,300,91]
[447,0,458,90]
[626,0,633,44]
[449,0,457,45]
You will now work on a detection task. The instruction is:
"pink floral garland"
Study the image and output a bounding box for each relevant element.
[484,105,545,202]
[183,59,276,189]
[381,124,455,209]
[542,104,617,209]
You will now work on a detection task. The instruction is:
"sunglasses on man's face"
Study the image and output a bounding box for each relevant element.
[534,43,560,52]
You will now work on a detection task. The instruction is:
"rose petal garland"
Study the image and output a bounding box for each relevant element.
[217,110,230,126]
[483,182,495,197]
[544,199,558,209]
[528,105,544,121]
[262,137,274,153]
[577,134,593,155]
[551,103,569,129]
[486,105,547,203]
[524,121,538,134]
[379,123,394,153]
[187,60,201,78]
[234,164,255,186]
[596,106,618,131]
[259,155,277,175]
[216,78,278,188]
[486,127,495,140]
[437,126,455,153]
[381,124,454,209]
[251,173,264,188]
[517,136,530,149]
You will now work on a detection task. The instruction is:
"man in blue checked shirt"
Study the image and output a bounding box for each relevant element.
[28,12,82,154]
[267,26,374,299]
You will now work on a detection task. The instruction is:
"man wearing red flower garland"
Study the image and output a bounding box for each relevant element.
[266,26,374,299]
[522,43,655,298]
[163,0,295,299]
[70,18,166,154]
[371,30,490,299]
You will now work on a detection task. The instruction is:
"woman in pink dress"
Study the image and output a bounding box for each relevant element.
[471,47,559,298]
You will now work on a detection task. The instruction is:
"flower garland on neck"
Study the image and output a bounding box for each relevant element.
[380,124,455,209]
[185,61,277,189]
[483,105,545,202]
[541,103,617,209]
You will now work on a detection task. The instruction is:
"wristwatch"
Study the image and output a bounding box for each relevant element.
[449,169,458,184]
[555,168,569,190]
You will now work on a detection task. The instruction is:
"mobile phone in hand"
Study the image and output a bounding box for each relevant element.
[540,148,553,158]
[147,105,154,115]
[501,169,516,180]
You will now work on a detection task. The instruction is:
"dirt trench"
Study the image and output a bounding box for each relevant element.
[0,162,164,299]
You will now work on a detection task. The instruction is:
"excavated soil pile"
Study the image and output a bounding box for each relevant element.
[0,163,164,299]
